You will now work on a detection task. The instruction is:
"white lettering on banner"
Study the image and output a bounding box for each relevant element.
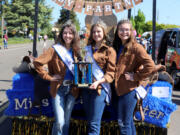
[114,2,123,9]
[67,0,74,6]
[94,5,102,13]
[52,0,143,16]
[123,0,131,6]
[15,98,28,110]
[42,99,49,106]
[143,106,165,119]
[28,98,32,108]
[104,4,112,12]
[149,110,157,118]
[156,111,164,119]
[57,0,64,2]
[86,5,93,12]
[14,98,49,110]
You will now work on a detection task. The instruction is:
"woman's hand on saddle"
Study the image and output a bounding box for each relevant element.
[51,74,61,82]
[155,64,166,72]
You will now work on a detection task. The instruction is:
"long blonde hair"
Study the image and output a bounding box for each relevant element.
[87,20,111,46]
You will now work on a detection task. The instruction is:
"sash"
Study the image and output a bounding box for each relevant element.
[53,44,74,75]
[85,45,111,103]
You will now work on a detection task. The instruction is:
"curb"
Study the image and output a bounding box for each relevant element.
[0,101,9,125]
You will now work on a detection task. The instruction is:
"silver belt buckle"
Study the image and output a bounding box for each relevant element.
[63,80,73,86]
[177,72,180,77]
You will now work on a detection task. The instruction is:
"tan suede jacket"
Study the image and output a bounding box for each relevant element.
[91,44,116,84]
[33,47,79,98]
[115,43,155,96]
[33,44,116,98]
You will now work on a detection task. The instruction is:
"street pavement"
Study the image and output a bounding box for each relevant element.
[0,41,180,135]
[0,40,53,135]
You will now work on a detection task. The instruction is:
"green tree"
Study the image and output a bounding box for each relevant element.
[3,0,52,37]
[134,9,146,35]
[58,8,80,31]
[130,16,135,29]
[156,23,166,31]
[143,21,152,32]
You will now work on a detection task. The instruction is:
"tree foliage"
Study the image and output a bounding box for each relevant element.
[143,21,152,32]
[134,9,146,35]
[2,0,52,37]
[57,8,80,31]
[130,16,135,29]
[131,9,180,36]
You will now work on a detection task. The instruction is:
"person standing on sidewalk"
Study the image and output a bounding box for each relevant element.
[43,34,48,52]
[33,21,79,135]
[3,34,8,49]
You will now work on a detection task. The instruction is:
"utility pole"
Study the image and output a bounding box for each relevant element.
[152,0,156,61]
[1,0,4,49]
[67,10,70,20]
[128,9,131,20]
[33,0,39,57]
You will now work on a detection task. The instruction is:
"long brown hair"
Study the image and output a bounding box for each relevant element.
[87,20,111,47]
[113,19,135,56]
[57,20,80,57]
[58,20,79,48]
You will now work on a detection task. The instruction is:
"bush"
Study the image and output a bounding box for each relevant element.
[0,37,31,45]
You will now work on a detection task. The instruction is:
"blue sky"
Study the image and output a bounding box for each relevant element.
[45,0,180,28]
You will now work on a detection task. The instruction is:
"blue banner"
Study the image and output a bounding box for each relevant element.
[5,73,177,128]
[5,73,53,117]
[135,82,177,128]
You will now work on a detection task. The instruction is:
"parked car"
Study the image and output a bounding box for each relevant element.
[155,28,180,86]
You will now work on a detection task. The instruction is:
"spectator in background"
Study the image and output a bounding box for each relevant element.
[147,38,152,54]
[140,38,148,51]
[3,34,8,49]
[38,35,42,42]
[43,34,48,52]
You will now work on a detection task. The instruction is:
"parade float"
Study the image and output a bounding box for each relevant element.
[4,46,177,134]
[4,0,178,134]
[4,67,177,134]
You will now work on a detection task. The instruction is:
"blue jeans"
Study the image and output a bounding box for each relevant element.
[117,90,137,135]
[51,85,75,135]
[4,41,7,49]
[82,88,106,135]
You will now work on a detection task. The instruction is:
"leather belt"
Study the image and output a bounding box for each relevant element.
[63,80,73,86]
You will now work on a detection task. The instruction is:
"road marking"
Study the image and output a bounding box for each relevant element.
[0,102,9,124]
[0,102,9,113]
[0,115,8,125]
